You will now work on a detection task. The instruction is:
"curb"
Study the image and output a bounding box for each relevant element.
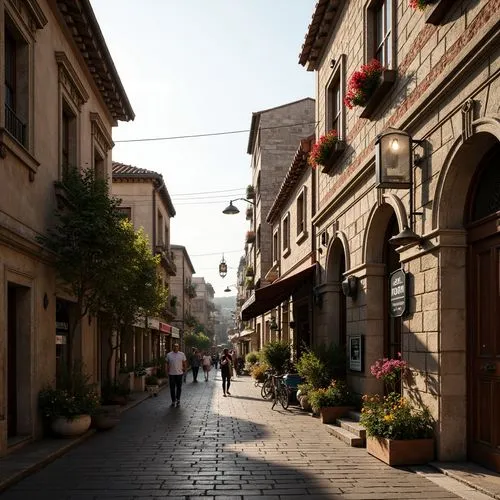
[0,429,96,494]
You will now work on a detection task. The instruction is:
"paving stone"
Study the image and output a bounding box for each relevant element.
[0,372,487,500]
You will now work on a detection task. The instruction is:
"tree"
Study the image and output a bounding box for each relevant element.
[184,332,211,352]
[98,221,167,380]
[38,167,125,366]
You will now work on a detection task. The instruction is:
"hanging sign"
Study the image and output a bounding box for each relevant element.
[389,269,407,317]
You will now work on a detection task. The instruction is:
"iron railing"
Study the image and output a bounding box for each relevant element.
[5,104,26,147]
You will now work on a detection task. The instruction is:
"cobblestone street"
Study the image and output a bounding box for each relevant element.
[0,372,473,499]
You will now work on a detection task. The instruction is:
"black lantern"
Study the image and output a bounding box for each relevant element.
[375,128,412,189]
[219,255,227,278]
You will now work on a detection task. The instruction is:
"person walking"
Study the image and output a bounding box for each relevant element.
[166,343,187,407]
[202,351,212,381]
[220,348,233,397]
[190,347,201,382]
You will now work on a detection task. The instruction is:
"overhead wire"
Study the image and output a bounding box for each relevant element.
[114,120,318,143]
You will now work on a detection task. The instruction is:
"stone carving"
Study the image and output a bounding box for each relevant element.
[461,99,475,142]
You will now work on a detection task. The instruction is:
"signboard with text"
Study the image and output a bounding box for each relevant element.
[389,269,407,317]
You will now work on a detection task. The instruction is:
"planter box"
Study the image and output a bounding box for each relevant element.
[134,375,145,392]
[52,415,91,438]
[425,0,453,25]
[321,141,346,174]
[366,436,434,466]
[359,70,397,119]
[320,406,355,424]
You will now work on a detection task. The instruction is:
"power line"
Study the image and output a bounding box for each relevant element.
[114,120,317,143]
[190,249,243,257]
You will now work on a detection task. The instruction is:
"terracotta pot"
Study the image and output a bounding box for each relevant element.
[51,415,91,437]
[366,436,434,466]
[319,406,355,424]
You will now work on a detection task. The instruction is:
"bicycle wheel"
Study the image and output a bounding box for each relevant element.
[261,377,273,399]
[278,386,289,410]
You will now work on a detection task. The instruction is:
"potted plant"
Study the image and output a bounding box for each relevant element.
[308,130,345,171]
[101,380,130,406]
[246,184,255,199]
[345,59,396,118]
[39,365,100,438]
[409,0,436,9]
[246,230,256,244]
[360,393,435,465]
[133,365,147,392]
[245,265,254,277]
[370,353,408,393]
[245,277,254,290]
[309,380,355,423]
[145,375,160,397]
[92,406,120,431]
[246,206,253,220]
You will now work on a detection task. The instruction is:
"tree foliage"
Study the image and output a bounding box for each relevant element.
[184,332,211,351]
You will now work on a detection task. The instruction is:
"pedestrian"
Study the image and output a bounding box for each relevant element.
[220,348,233,397]
[166,343,187,407]
[202,351,212,381]
[190,347,201,383]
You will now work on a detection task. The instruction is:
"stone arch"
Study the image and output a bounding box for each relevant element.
[325,230,350,281]
[433,117,500,230]
[363,195,408,264]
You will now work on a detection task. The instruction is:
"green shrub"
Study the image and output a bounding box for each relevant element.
[296,351,327,388]
[245,351,260,365]
[145,375,158,385]
[262,341,291,374]
[308,380,354,412]
[250,363,269,383]
[311,342,346,381]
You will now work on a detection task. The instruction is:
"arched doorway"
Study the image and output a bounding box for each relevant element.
[466,142,500,472]
[383,214,402,362]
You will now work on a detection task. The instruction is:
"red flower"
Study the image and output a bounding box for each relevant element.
[409,0,435,10]
[308,130,338,169]
[344,59,384,109]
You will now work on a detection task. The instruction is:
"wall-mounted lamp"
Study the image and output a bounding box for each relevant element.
[375,128,425,247]
[222,197,255,215]
[43,293,49,310]
[341,275,359,299]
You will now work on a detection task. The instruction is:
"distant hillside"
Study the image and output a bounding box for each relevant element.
[214,295,236,311]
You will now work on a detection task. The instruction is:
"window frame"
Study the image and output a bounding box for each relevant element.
[296,186,308,245]
[364,0,396,69]
[325,54,346,139]
[282,212,290,258]
[272,228,280,266]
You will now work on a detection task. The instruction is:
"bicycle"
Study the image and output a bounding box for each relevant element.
[260,370,274,399]
[271,375,289,410]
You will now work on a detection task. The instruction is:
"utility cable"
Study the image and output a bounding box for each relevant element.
[114,120,317,143]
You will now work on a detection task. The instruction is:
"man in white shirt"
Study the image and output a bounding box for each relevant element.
[166,343,187,407]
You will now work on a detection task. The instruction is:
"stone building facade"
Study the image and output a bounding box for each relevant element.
[0,0,133,455]
[111,162,177,363]
[191,277,215,338]
[170,245,196,347]
[242,98,315,349]
[299,0,500,471]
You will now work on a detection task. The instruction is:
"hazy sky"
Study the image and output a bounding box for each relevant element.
[91,0,316,296]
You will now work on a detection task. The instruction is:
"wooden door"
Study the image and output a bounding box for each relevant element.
[469,232,500,472]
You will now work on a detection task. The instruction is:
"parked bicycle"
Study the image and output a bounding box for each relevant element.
[271,375,290,410]
[260,370,274,399]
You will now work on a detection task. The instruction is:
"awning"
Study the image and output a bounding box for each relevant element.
[241,263,316,321]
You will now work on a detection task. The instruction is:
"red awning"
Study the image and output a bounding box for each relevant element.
[240,263,316,321]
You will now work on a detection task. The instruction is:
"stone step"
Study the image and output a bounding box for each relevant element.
[337,418,366,440]
[324,423,365,447]
[346,409,362,421]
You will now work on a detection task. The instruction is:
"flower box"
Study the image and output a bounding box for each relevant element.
[246,231,256,244]
[359,69,397,119]
[320,406,355,424]
[321,141,346,173]
[366,436,434,466]
[424,0,453,25]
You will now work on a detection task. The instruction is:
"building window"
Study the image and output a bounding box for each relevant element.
[272,229,280,265]
[326,55,346,138]
[4,17,29,147]
[282,213,290,257]
[157,211,164,246]
[296,187,307,244]
[365,0,395,69]
[256,224,261,252]
[93,148,105,180]
[62,101,77,178]
[117,207,132,220]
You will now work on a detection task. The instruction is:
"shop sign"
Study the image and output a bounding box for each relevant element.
[389,269,407,317]
[348,335,363,372]
[159,322,171,333]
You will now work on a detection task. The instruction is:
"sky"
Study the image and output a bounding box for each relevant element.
[91,0,317,297]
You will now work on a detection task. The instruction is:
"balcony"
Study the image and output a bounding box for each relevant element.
[5,104,27,147]
[155,245,177,276]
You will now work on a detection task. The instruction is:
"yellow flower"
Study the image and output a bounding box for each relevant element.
[383,414,394,423]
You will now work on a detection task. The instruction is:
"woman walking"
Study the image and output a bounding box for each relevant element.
[220,348,233,396]
[202,351,212,381]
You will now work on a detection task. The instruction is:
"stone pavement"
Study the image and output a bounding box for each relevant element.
[0,371,496,500]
